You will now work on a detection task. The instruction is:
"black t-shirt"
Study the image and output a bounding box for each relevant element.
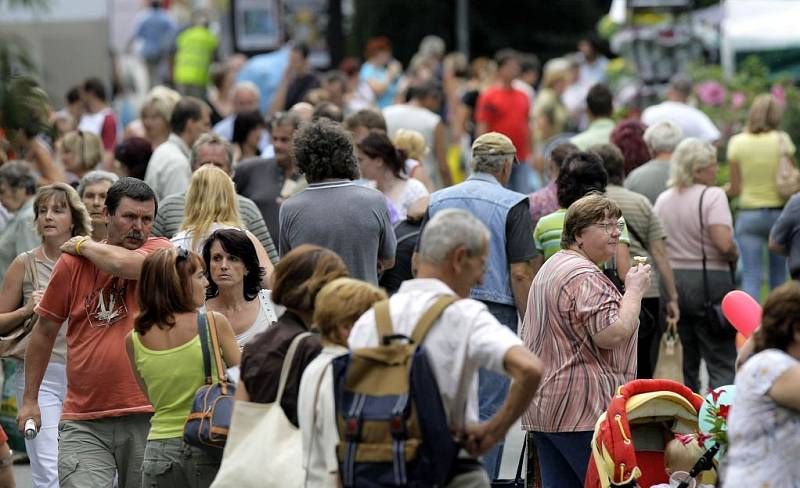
[380,219,422,294]
[416,199,537,263]
[285,73,321,109]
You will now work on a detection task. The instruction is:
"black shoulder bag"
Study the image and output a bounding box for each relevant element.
[699,188,736,337]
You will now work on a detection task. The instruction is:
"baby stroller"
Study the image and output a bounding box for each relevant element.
[584,379,716,488]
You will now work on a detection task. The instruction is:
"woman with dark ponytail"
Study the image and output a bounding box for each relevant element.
[356,130,429,222]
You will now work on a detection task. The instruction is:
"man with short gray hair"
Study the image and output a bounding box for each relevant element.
[212,81,270,153]
[350,208,543,487]
[151,133,278,261]
[641,75,720,143]
[418,132,537,480]
[625,121,685,204]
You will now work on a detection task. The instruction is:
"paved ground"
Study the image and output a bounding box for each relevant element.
[12,462,30,486]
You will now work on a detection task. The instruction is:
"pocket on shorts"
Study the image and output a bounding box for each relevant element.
[142,459,173,478]
[57,453,80,483]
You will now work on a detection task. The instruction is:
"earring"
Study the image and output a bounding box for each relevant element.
[578,242,584,249]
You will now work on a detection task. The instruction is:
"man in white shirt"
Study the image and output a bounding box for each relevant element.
[144,97,210,201]
[641,76,720,143]
[349,209,543,487]
[383,80,451,189]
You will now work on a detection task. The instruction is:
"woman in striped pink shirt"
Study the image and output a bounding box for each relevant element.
[522,193,651,488]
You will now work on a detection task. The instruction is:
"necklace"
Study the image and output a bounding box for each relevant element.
[40,246,59,263]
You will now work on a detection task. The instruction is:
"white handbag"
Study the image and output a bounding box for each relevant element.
[211,332,312,488]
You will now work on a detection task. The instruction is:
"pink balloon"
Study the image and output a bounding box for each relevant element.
[721,291,762,338]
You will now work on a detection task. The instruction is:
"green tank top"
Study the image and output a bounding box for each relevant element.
[132,327,216,440]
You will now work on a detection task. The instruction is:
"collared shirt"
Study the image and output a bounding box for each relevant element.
[144,133,192,201]
[0,199,39,280]
[349,278,522,436]
[570,118,615,150]
[278,179,396,285]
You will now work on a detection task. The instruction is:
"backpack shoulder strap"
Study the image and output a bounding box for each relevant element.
[410,295,458,344]
[373,299,393,342]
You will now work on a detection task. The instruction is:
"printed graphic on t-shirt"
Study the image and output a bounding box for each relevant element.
[83,278,128,328]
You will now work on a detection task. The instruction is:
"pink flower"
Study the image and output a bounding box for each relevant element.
[696,81,727,106]
[772,84,786,107]
[731,92,746,109]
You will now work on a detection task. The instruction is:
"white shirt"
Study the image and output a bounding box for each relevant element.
[641,101,720,143]
[383,104,443,188]
[144,133,192,201]
[298,344,348,488]
[348,278,522,431]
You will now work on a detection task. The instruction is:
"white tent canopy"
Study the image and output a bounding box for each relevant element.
[722,0,800,75]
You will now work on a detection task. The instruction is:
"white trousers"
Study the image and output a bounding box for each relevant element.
[16,361,67,488]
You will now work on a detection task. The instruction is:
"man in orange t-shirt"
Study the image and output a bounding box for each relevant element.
[19,178,171,488]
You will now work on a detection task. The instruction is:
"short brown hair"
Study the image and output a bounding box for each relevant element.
[561,193,622,248]
[753,281,800,353]
[313,278,387,340]
[135,248,205,334]
[344,108,387,133]
[33,182,92,238]
[747,93,782,134]
[271,244,349,311]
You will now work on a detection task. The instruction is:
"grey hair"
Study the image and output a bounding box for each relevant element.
[667,137,716,189]
[190,133,233,170]
[232,81,260,101]
[419,209,489,264]
[644,121,683,154]
[77,170,119,197]
[472,153,513,175]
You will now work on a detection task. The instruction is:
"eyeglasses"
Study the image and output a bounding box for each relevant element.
[595,221,625,234]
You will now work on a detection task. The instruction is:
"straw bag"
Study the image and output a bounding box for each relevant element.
[0,252,39,359]
[211,332,311,488]
[776,132,800,201]
[653,319,684,384]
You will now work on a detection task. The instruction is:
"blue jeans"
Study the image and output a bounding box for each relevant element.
[532,431,594,488]
[478,301,518,480]
[736,208,787,300]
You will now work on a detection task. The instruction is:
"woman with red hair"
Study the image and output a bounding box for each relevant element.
[611,118,651,175]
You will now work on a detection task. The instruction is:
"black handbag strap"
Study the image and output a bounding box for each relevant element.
[625,218,649,253]
[197,312,212,384]
[513,437,526,482]
[698,187,735,305]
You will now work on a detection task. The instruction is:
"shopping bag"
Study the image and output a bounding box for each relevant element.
[653,319,684,384]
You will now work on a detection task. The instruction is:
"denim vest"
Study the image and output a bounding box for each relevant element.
[429,173,527,306]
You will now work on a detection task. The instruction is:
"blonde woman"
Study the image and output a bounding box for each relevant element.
[0,183,91,487]
[298,278,387,487]
[393,129,434,191]
[171,165,274,284]
[140,86,181,148]
[60,130,103,182]
[727,94,792,300]
[654,138,739,391]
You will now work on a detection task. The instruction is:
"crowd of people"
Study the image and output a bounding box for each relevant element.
[1,8,800,487]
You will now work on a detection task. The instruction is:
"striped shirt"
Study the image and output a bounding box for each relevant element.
[522,251,636,432]
[605,185,666,298]
[534,208,631,261]
[152,192,278,263]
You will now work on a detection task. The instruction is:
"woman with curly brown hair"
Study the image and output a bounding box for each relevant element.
[724,281,800,487]
[235,244,348,428]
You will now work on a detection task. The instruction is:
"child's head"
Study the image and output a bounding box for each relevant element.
[664,437,706,475]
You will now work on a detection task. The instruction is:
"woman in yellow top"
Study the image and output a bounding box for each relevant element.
[125,248,240,488]
[727,94,794,300]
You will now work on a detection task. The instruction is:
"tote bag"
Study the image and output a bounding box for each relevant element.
[211,332,311,488]
[653,318,684,384]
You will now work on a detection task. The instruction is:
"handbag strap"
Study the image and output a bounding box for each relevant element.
[698,187,735,304]
[276,331,312,404]
[513,437,527,482]
[207,312,227,386]
[197,312,212,384]
[625,219,649,253]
